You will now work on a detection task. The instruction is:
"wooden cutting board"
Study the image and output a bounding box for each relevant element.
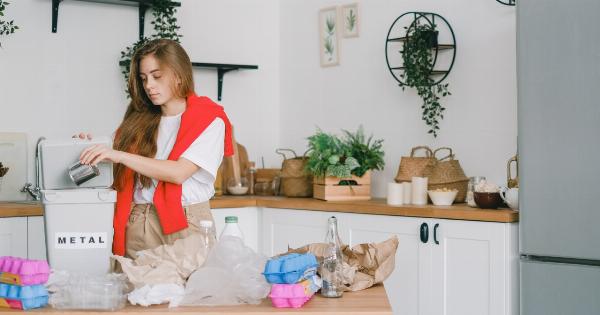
[0,133,28,201]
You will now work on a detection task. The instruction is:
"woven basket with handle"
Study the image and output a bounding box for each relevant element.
[277,149,313,197]
[428,147,469,202]
[395,146,437,183]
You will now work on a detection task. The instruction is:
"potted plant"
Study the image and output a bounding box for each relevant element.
[400,21,451,137]
[0,162,9,191]
[305,127,384,201]
[0,0,19,48]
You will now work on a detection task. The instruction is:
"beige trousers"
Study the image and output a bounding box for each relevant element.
[125,202,215,259]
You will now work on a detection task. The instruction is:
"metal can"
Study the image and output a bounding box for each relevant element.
[68,162,100,186]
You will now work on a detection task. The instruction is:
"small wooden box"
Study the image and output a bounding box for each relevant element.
[313,171,371,201]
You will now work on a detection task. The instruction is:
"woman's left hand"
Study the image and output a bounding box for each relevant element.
[79,144,123,166]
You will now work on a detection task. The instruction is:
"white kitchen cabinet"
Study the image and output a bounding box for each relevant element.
[0,217,28,258]
[429,219,519,315]
[261,208,519,315]
[27,216,47,260]
[211,207,260,253]
[261,208,337,257]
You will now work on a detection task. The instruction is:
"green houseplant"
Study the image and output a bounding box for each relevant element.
[305,127,384,201]
[400,22,451,137]
[0,0,19,48]
[120,0,182,94]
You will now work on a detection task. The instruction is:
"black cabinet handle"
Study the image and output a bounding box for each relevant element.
[420,223,429,243]
[434,223,440,245]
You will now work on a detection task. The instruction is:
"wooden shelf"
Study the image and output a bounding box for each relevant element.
[51,0,181,39]
[119,61,259,101]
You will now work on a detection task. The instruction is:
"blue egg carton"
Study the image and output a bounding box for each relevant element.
[0,283,48,310]
[263,253,318,284]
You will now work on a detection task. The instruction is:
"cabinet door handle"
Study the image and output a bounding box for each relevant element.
[434,223,440,245]
[420,223,429,243]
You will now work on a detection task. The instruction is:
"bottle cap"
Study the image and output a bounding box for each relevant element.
[199,220,213,228]
[225,216,238,223]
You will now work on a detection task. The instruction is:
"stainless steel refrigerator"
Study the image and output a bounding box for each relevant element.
[518,0,600,314]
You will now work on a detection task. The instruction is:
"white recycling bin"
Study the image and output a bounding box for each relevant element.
[42,189,116,275]
[38,137,115,275]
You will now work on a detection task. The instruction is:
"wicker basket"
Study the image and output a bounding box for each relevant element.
[395,146,437,183]
[428,147,469,203]
[278,149,313,197]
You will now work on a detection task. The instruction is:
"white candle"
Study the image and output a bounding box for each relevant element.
[402,182,412,204]
[387,182,404,206]
[411,176,429,205]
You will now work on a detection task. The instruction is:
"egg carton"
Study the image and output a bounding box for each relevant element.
[0,256,50,286]
[263,253,318,284]
[0,283,48,310]
[269,276,322,308]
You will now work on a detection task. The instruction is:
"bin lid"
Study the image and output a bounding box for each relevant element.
[39,137,113,190]
[41,188,116,204]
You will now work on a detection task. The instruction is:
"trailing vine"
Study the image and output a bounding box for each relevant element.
[0,0,19,48]
[120,0,182,95]
[400,21,451,137]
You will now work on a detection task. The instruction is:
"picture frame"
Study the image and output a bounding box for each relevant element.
[319,6,340,67]
[342,3,359,38]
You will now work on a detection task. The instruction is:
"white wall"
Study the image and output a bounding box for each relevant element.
[0,0,280,187]
[1,0,516,199]
[279,0,517,197]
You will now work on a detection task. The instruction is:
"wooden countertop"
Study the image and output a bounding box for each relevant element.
[0,196,518,223]
[19,285,392,314]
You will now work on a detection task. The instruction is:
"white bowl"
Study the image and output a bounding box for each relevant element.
[428,190,458,206]
[227,186,249,195]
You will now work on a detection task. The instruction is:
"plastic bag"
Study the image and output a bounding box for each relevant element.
[128,284,184,307]
[47,270,127,311]
[172,236,270,306]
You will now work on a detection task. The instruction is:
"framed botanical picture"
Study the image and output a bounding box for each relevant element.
[342,3,359,38]
[319,6,340,67]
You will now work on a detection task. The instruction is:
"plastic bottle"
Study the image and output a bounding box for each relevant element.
[320,216,344,298]
[220,216,245,243]
[198,220,217,254]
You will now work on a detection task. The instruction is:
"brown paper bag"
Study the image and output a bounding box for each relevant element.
[286,236,399,291]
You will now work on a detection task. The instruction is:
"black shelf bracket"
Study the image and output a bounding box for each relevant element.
[119,61,259,101]
[51,0,180,39]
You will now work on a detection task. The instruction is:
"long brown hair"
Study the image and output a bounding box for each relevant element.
[113,39,195,190]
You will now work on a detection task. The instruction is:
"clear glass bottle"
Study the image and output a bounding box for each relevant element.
[198,220,217,255]
[247,161,256,195]
[219,216,245,243]
[467,176,486,207]
[320,216,344,298]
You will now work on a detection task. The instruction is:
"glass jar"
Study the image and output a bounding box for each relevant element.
[467,176,486,207]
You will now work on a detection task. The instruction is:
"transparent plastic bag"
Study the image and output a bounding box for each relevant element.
[48,271,127,311]
[172,236,270,306]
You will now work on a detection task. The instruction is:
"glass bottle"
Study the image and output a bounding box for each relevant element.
[320,216,344,298]
[198,220,217,255]
[219,216,245,243]
[467,176,486,207]
[247,161,256,195]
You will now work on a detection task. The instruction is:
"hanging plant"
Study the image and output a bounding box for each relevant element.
[120,0,182,94]
[0,0,19,48]
[400,21,451,137]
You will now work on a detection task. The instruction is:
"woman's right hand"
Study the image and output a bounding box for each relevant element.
[72,132,93,140]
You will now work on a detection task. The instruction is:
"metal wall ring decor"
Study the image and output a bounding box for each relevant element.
[385,12,456,87]
[496,0,516,6]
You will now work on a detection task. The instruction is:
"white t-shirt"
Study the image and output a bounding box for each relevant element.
[133,114,225,205]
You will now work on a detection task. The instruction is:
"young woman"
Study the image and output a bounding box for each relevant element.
[78,39,233,259]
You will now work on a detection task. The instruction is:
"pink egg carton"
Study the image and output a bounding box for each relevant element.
[0,256,50,286]
[269,278,318,308]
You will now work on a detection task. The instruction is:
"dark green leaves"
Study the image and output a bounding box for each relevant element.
[0,0,19,48]
[399,22,451,137]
